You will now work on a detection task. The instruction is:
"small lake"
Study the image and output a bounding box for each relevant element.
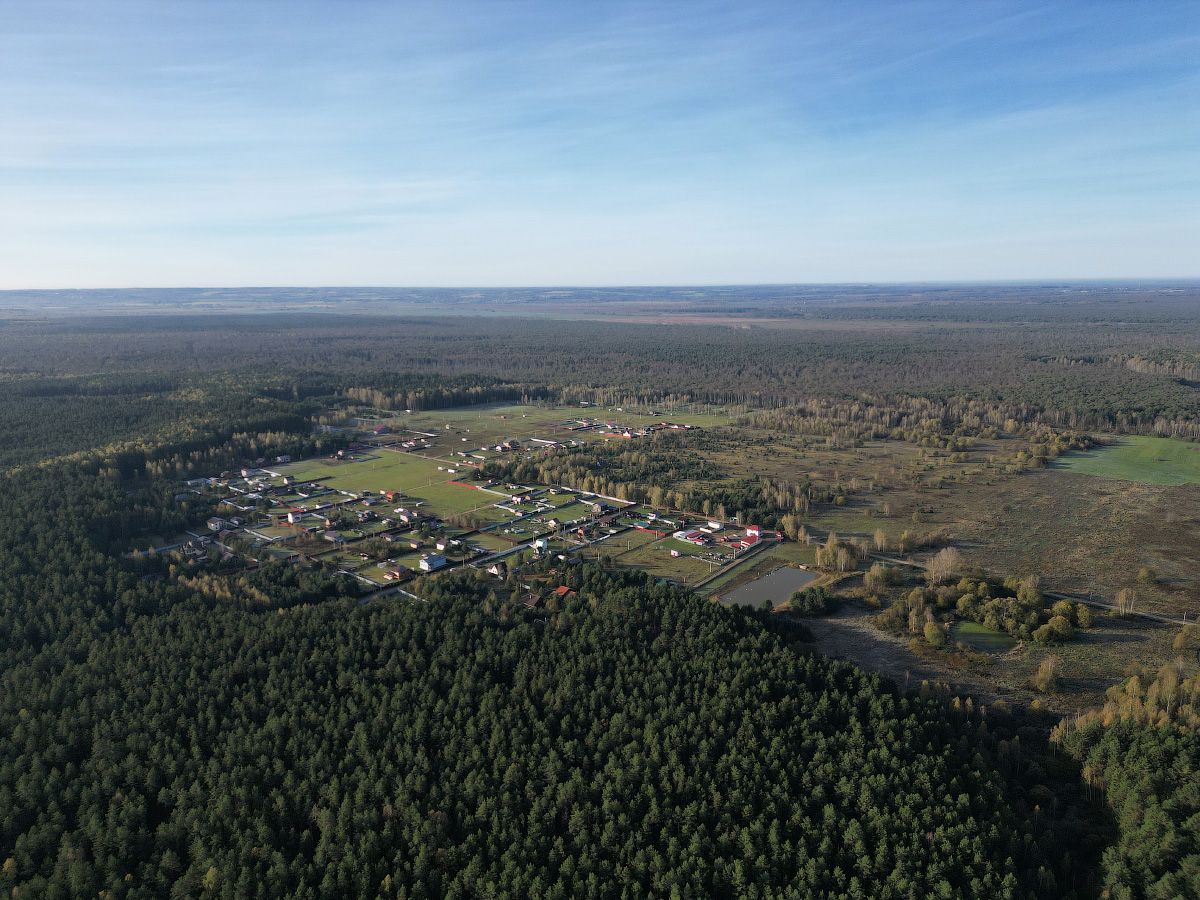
[720,566,817,607]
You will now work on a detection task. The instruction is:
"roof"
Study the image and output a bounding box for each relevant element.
[553,585,575,598]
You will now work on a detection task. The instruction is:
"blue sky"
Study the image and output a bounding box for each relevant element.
[1,1,1197,287]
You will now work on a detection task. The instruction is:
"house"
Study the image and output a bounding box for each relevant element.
[373,424,391,436]
[275,455,292,464]
[286,510,305,524]
[323,532,346,544]
[552,585,576,599]
[419,553,447,572]
[383,568,406,581]
[487,562,508,578]
[746,525,762,538]
[707,520,723,531]
[207,517,228,532]
[282,475,296,486]
[592,501,610,515]
[532,537,549,552]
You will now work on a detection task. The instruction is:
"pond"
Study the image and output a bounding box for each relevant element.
[950,621,1016,652]
[720,566,817,608]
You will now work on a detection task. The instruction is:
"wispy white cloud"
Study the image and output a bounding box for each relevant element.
[0,0,1196,286]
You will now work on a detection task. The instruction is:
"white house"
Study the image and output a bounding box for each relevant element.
[419,553,447,572]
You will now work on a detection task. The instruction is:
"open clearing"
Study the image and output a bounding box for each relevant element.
[1055,435,1200,485]
[804,603,1182,713]
[951,621,1016,652]
[951,467,1200,618]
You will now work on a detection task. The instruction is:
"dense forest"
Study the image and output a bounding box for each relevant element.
[5,288,1200,435]
[2,301,1199,896]
[1053,662,1200,899]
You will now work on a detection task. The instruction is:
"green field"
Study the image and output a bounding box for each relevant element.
[950,621,1017,651]
[470,531,517,552]
[273,451,494,518]
[548,501,594,523]
[619,543,717,584]
[598,527,661,555]
[277,451,458,490]
[1056,436,1200,485]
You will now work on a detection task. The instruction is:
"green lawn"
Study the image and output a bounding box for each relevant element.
[1055,436,1200,485]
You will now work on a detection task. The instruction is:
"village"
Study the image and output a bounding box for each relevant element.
[168,404,787,606]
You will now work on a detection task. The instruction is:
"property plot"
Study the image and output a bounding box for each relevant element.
[1055,436,1200,485]
[415,479,500,516]
[469,531,518,552]
[618,543,717,584]
[547,501,594,523]
[248,523,296,541]
[598,527,661,555]
[355,567,397,586]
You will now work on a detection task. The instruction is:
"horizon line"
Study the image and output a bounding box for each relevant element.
[3,276,1200,293]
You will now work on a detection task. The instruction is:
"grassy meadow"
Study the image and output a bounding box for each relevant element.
[1056,435,1200,485]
